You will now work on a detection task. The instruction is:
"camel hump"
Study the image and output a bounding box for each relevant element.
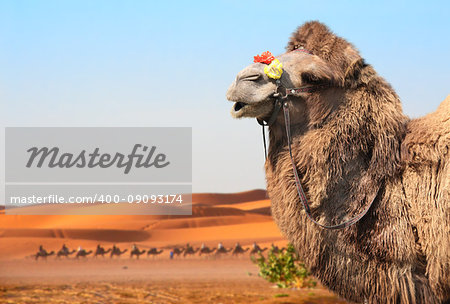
[425,94,450,125]
[402,95,450,165]
[439,94,450,111]
[432,94,450,121]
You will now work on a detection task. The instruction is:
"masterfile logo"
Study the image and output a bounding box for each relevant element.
[6,127,191,182]
[4,127,192,215]
[26,144,170,174]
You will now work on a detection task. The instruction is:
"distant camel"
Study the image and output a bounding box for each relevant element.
[198,244,217,256]
[56,244,75,258]
[269,244,284,254]
[172,247,185,257]
[130,244,146,259]
[75,247,93,259]
[35,245,54,261]
[147,248,164,258]
[215,243,232,256]
[94,244,112,258]
[183,244,200,257]
[110,245,128,258]
[231,243,249,256]
[250,243,267,255]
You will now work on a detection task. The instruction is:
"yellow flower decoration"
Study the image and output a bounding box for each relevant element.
[264,59,283,79]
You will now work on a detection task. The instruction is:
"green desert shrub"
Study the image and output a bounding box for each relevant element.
[251,243,316,289]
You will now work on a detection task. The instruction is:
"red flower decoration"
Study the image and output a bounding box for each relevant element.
[253,51,275,64]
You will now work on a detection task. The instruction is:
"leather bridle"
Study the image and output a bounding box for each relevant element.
[257,50,380,230]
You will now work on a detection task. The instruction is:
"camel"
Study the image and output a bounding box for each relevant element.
[75,247,92,259]
[56,244,75,258]
[249,243,267,255]
[94,244,112,258]
[231,242,249,256]
[198,243,217,256]
[110,245,128,258]
[215,243,232,256]
[147,247,164,258]
[130,244,146,259]
[171,247,185,257]
[226,21,449,304]
[183,243,200,257]
[269,244,284,254]
[35,245,54,260]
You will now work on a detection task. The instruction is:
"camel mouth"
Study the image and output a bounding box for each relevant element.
[230,98,275,119]
[233,102,247,112]
[231,101,253,118]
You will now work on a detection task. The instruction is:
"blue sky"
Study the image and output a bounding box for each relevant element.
[1,0,449,194]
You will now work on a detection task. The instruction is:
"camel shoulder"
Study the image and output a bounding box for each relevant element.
[401,95,450,164]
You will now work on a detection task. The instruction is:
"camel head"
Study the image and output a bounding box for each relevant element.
[226,21,364,127]
[227,50,336,119]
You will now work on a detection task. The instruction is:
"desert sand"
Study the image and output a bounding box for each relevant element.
[0,190,348,303]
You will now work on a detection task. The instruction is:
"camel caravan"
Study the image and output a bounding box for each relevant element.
[226,21,449,304]
[32,242,282,260]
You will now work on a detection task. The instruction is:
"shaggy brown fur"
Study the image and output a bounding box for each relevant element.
[228,21,449,303]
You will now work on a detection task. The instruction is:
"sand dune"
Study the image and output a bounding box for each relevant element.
[216,199,272,215]
[0,205,259,229]
[147,213,271,230]
[191,189,267,205]
[0,190,308,303]
[0,228,151,242]
[0,189,285,259]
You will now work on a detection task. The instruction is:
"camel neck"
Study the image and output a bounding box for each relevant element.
[266,81,407,212]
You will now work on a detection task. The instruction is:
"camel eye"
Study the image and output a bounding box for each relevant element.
[301,72,322,85]
[239,73,262,81]
[241,74,261,82]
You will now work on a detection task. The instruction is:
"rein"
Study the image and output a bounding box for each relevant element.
[256,79,324,158]
[257,80,380,230]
